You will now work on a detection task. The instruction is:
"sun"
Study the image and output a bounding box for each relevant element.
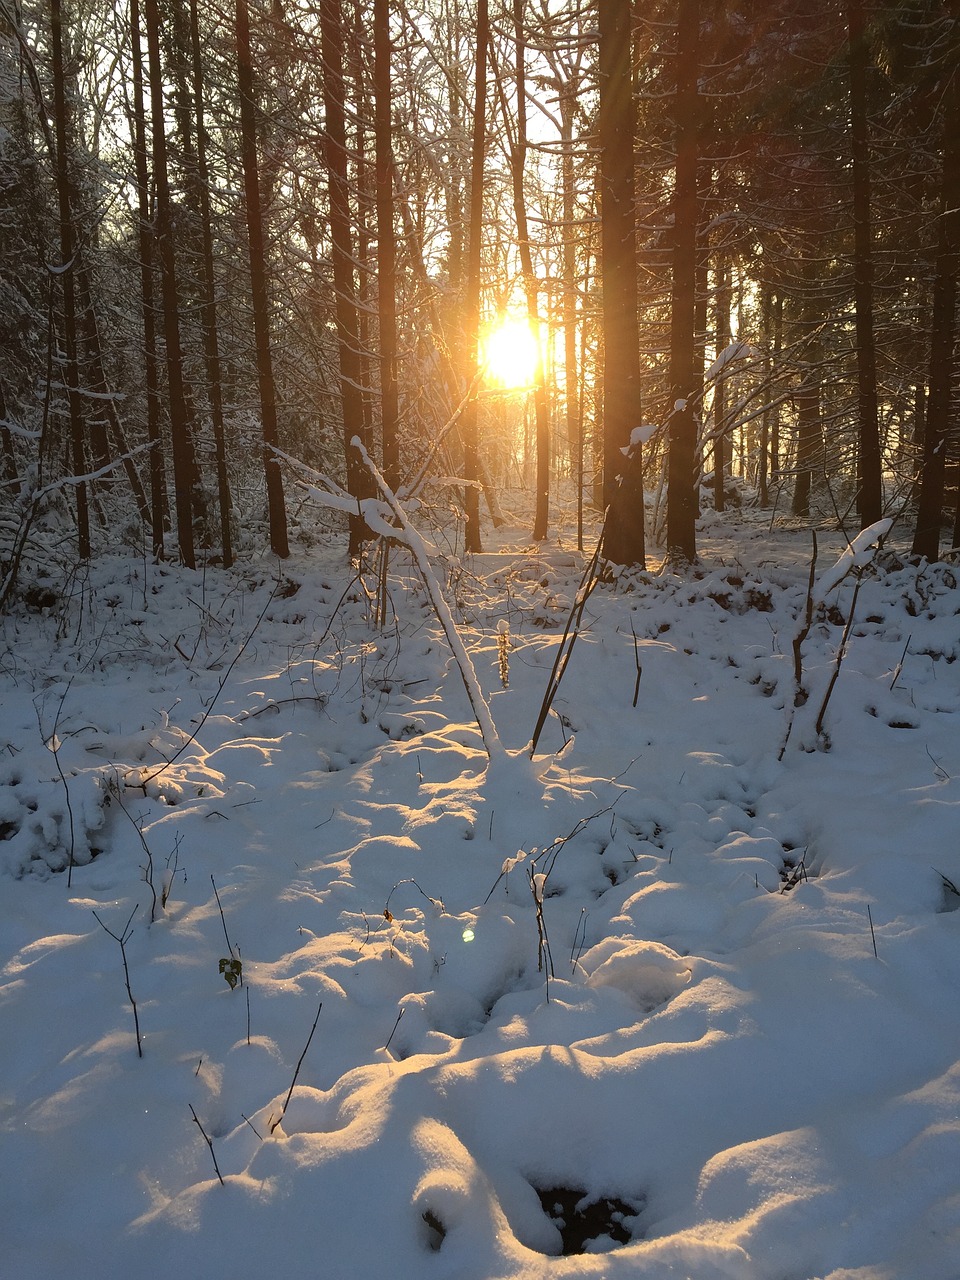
[480,315,541,391]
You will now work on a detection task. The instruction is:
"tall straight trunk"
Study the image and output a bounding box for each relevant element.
[598,0,645,567]
[145,0,196,567]
[666,0,700,565]
[757,283,771,507]
[236,0,289,558]
[559,84,582,548]
[510,0,550,542]
[373,0,399,487]
[189,0,233,566]
[846,0,882,528]
[793,313,823,519]
[320,0,369,555]
[712,254,731,512]
[129,0,165,557]
[912,68,960,560]
[460,0,489,554]
[75,264,151,521]
[50,0,90,560]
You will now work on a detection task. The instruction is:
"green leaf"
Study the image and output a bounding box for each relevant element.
[219,956,242,990]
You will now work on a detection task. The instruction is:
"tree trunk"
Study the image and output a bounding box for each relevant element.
[460,0,489,554]
[598,0,645,568]
[129,0,166,558]
[666,0,700,565]
[846,0,883,528]
[911,133,960,557]
[320,0,369,556]
[373,0,400,488]
[50,0,90,560]
[510,0,550,542]
[713,254,731,512]
[236,0,289,558]
[189,0,233,566]
[145,0,197,567]
[558,83,582,549]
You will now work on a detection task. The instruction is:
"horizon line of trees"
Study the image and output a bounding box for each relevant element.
[1,0,959,604]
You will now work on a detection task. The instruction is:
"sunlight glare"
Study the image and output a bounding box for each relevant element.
[481,316,541,391]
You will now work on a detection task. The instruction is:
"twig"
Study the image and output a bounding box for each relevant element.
[35,683,78,885]
[383,1007,405,1055]
[134,578,280,788]
[866,904,879,959]
[189,1105,225,1185]
[529,531,606,757]
[270,1000,323,1134]
[814,572,865,741]
[630,621,643,708]
[211,875,242,988]
[890,635,911,692]
[93,906,142,1057]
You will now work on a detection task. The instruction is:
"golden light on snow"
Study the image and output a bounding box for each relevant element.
[480,315,541,390]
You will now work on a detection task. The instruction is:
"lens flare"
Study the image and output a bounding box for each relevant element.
[480,316,540,390]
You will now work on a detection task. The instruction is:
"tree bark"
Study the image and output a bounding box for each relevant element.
[129,0,166,558]
[189,0,233,566]
[911,71,960,560]
[320,0,369,556]
[598,0,645,568]
[666,0,700,565]
[236,0,289,558]
[50,0,90,560]
[373,0,400,488]
[460,0,489,554]
[510,0,550,542]
[145,0,197,567]
[846,0,883,528]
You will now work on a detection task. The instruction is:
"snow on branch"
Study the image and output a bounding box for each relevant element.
[815,519,893,601]
[350,439,504,760]
[703,339,758,386]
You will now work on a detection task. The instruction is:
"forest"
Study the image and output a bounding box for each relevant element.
[1,0,959,587]
[3,5,960,1279]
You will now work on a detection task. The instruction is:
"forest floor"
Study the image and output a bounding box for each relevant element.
[2,499,959,1279]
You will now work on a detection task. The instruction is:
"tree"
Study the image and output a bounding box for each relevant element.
[320,0,369,557]
[597,0,645,568]
[665,0,700,565]
[846,0,882,528]
[460,0,489,554]
[145,0,197,567]
[236,0,289,558]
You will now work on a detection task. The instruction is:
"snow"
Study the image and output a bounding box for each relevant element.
[2,506,960,1279]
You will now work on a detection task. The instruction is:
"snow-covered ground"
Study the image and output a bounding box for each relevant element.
[2,505,959,1280]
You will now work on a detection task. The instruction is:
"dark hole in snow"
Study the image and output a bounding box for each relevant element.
[534,1185,642,1255]
[937,872,960,914]
[421,1209,446,1251]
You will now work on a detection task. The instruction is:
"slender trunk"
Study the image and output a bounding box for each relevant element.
[598,0,645,567]
[129,0,165,557]
[320,0,369,555]
[190,0,233,566]
[236,0,289,558]
[559,84,582,548]
[713,254,730,512]
[666,0,700,565]
[145,0,196,567]
[50,0,90,559]
[793,315,823,520]
[460,0,489,553]
[509,0,550,541]
[911,104,960,559]
[846,0,882,527]
[75,264,151,521]
[373,0,400,487]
